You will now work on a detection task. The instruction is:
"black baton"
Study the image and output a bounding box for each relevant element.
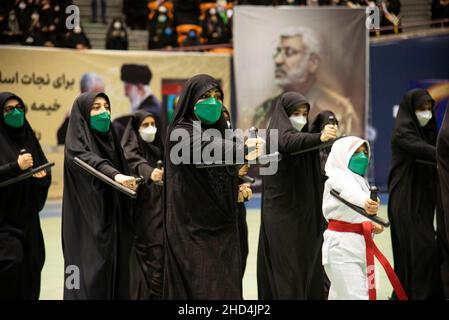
[330,189,390,228]
[154,160,164,187]
[0,162,55,188]
[73,157,138,198]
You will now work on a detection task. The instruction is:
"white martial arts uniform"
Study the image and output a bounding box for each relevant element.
[322,136,373,300]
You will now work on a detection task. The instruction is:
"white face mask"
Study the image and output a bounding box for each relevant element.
[226,121,231,129]
[415,110,432,127]
[290,115,307,132]
[140,125,157,143]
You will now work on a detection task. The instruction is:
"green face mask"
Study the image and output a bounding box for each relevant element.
[4,108,25,128]
[194,97,223,125]
[348,152,369,176]
[90,112,111,133]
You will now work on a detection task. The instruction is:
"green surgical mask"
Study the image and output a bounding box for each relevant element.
[4,108,25,128]
[194,97,223,125]
[348,152,369,176]
[90,112,111,133]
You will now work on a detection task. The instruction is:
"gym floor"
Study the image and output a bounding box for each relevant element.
[39,201,394,300]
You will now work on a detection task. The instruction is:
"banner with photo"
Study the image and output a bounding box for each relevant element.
[0,46,231,198]
[233,6,368,137]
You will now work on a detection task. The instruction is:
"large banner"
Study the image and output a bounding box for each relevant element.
[233,7,368,136]
[0,46,231,198]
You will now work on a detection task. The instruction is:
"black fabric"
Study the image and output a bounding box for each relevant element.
[388,88,444,299]
[120,64,152,85]
[237,193,249,278]
[437,104,449,297]
[173,0,201,26]
[62,92,134,300]
[0,92,51,300]
[121,110,164,300]
[163,74,243,299]
[122,0,148,30]
[57,116,69,145]
[257,91,325,300]
[310,110,338,176]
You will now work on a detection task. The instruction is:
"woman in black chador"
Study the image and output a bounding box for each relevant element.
[163,74,257,299]
[62,92,137,300]
[121,111,164,299]
[0,92,51,300]
[388,88,444,299]
[257,92,336,300]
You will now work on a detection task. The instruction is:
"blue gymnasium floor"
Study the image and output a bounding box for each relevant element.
[39,195,394,300]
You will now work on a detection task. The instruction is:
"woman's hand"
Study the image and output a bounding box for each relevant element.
[364,198,380,215]
[320,124,337,142]
[33,170,47,179]
[244,137,265,161]
[17,153,33,170]
[151,168,164,183]
[238,164,250,177]
[238,183,253,203]
[114,174,137,191]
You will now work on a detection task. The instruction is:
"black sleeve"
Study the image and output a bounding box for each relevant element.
[137,162,155,183]
[392,130,436,162]
[279,131,322,154]
[97,162,120,180]
[199,133,247,164]
[0,161,22,181]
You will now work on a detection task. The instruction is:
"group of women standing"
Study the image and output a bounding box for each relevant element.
[1,77,449,300]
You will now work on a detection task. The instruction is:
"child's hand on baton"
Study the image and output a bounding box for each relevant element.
[372,222,385,234]
[364,198,380,215]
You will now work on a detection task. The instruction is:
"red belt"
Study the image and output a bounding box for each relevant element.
[327,219,408,300]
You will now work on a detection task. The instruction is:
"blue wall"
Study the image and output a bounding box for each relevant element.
[370,33,449,190]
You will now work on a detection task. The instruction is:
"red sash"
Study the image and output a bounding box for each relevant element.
[328,219,408,300]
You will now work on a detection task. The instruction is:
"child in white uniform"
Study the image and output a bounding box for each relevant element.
[322,136,384,300]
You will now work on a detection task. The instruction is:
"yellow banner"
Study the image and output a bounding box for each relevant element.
[0,46,231,199]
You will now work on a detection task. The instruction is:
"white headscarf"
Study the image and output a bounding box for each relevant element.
[325,136,371,177]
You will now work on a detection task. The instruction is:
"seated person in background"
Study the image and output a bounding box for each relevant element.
[65,24,91,49]
[106,18,129,50]
[148,2,178,49]
[202,6,231,44]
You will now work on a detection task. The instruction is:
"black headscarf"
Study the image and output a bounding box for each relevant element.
[392,88,437,145]
[267,91,311,149]
[64,92,122,169]
[310,110,338,176]
[0,92,46,166]
[167,73,226,136]
[266,92,319,162]
[309,110,339,134]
